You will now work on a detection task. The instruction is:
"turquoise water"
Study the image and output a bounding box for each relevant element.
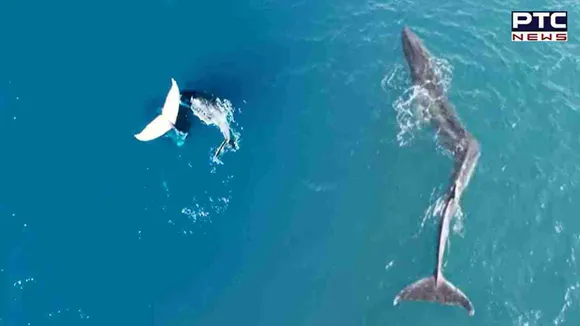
[1,0,580,324]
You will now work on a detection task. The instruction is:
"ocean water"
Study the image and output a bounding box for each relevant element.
[1,0,580,325]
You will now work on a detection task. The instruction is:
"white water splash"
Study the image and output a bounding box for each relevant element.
[13,277,35,289]
[423,187,444,227]
[413,186,444,237]
[380,63,406,93]
[171,129,188,147]
[46,308,90,321]
[189,97,241,164]
[383,56,454,147]
[179,190,232,230]
[554,282,580,325]
[452,205,465,236]
[517,309,544,326]
[392,86,432,146]
[412,185,465,238]
[181,204,210,224]
[302,179,337,193]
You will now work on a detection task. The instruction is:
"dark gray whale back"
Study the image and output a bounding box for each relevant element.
[402,27,470,151]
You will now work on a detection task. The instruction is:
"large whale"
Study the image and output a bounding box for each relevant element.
[393,27,481,316]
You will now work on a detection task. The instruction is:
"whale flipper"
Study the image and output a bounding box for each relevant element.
[135,78,181,142]
[394,276,474,316]
[212,136,239,161]
[212,138,229,161]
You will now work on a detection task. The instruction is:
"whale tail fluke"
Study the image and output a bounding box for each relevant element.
[393,276,474,316]
[135,78,181,142]
[134,115,174,141]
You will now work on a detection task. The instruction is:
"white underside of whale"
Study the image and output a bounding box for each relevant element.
[135,78,181,141]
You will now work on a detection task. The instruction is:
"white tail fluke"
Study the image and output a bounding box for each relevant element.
[134,115,174,141]
[135,78,181,142]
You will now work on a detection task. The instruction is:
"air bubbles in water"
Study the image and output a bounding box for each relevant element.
[383,56,454,147]
[413,185,465,237]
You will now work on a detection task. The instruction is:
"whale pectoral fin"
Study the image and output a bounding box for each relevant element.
[212,139,229,160]
[161,78,181,125]
[135,115,173,141]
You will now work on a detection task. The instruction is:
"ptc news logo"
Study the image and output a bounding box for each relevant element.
[512,11,568,42]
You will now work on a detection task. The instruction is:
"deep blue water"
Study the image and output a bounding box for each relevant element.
[2,0,580,325]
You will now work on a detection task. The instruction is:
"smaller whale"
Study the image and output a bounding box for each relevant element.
[181,90,239,161]
[135,78,181,141]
